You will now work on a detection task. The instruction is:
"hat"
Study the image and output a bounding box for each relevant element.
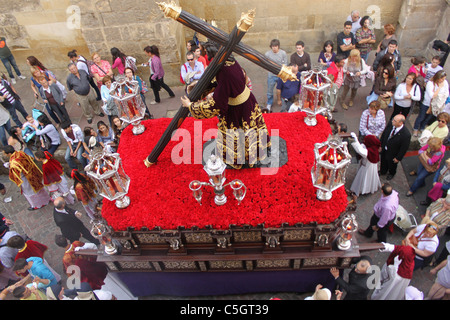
[312,288,332,300]
[89,136,97,148]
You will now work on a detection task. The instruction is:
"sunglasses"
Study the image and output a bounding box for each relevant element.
[187,58,194,61]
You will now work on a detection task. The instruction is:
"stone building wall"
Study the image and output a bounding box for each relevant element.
[0,0,448,86]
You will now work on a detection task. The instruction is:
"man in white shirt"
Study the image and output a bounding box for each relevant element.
[346,10,361,35]
[181,51,204,85]
[265,39,288,112]
[61,122,87,170]
[425,56,444,83]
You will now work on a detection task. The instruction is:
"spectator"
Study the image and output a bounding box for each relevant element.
[30,114,61,155]
[61,121,87,170]
[407,137,445,197]
[100,75,120,126]
[38,76,71,124]
[53,196,100,244]
[372,64,396,109]
[408,56,427,80]
[358,183,399,242]
[340,49,368,110]
[346,10,361,35]
[143,45,175,104]
[425,56,443,83]
[0,76,29,127]
[336,21,356,59]
[67,62,104,124]
[327,55,346,90]
[0,230,22,270]
[27,56,68,99]
[265,39,288,112]
[12,284,47,300]
[421,158,450,207]
[427,241,450,300]
[181,51,204,86]
[413,70,449,137]
[318,40,336,70]
[376,24,397,55]
[111,115,125,145]
[13,257,58,290]
[404,222,440,270]
[67,49,101,101]
[110,47,127,75]
[90,52,114,89]
[304,284,332,300]
[7,126,34,158]
[391,72,421,119]
[379,114,411,180]
[330,256,372,300]
[359,100,386,139]
[96,120,115,153]
[355,16,376,62]
[421,194,450,234]
[276,63,301,112]
[0,36,26,84]
[373,39,402,74]
[421,112,450,144]
[290,40,311,73]
[193,45,207,68]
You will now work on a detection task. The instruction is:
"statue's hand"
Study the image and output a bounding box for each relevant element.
[181,95,191,108]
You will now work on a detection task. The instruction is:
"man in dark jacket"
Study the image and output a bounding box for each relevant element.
[379,114,411,180]
[53,197,99,245]
[330,256,373,300]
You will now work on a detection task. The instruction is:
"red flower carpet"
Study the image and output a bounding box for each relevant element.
[101,112,348,231]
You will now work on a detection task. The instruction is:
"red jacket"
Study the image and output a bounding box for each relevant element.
[386,245,415,279]
[327,62,343,84]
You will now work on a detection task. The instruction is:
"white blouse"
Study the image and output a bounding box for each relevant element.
[394,83,421,108]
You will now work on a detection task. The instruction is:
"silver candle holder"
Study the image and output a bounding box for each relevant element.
[189,155,247,206]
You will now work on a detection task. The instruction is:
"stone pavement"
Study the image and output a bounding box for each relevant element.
[0,50,448,300]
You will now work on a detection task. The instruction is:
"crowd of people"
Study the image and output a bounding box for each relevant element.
[0,8,449,300]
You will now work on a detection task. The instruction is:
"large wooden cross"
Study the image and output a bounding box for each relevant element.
[144,2,298,167]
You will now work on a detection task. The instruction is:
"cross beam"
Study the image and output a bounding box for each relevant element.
[144,3,297,167]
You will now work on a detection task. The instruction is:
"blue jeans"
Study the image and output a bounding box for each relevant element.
[0,54,22,79]
[65,143,87,169]
[360,52,369,63]
[266,74,279,107]
[409,162,433,193]
[6,100,29,127]
[0,120,11,146]
[414,102,433,131]
[46,143,60,155]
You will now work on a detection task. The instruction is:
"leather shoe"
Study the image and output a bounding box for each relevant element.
[386,174,394,180]
[99,112,105,117]
[406,191,414,197]
[27,207,37,211]
[87,119,93,124]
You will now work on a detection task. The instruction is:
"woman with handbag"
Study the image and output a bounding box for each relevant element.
[340,49,368,110]
[390,73,421,120]
[421,158,450,206]
[413,70,449,137]
[90,52,114,90]
[403,222,439,270]
[407,137,446,196]
[373,64,396,109]
[421,194,450,234]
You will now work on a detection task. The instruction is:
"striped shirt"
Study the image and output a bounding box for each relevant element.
[0,80,15,104]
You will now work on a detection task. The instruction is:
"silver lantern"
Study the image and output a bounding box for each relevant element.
[311,135,351,201]
[109,75,146,135]
[85,150,131,209]
[337,213,358,250]
[299,68,332,126]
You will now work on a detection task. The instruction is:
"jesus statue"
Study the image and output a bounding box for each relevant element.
[180,42,271,169]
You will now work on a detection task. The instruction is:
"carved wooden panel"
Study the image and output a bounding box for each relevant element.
[184,232,214,244]
[118,261,153,270]
[283,229,313,241]
[134,233,166,244]
[233,231,262,242]
[256,259,290,269]
[162,261,198,270]
[303,257,338,267]
[209,260,244,270]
